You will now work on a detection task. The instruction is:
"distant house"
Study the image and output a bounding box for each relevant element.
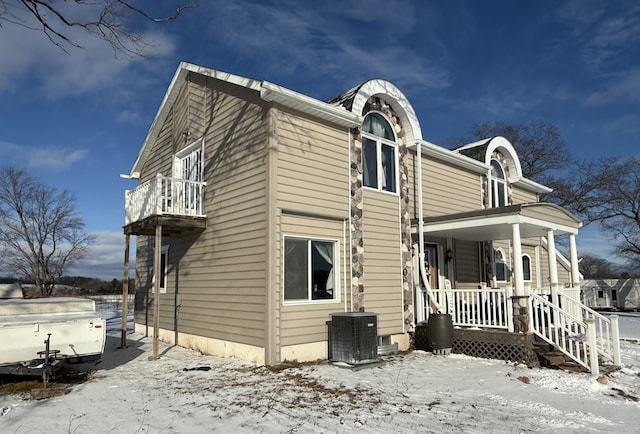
[582,279,640,310]
[123,62,619,373]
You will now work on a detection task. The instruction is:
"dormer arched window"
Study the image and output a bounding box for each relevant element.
[490,159,507,207]
[362,112,397,193]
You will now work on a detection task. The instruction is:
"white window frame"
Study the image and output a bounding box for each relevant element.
[494,248,508,283]
[362,112,399,194]
[173,137,204,182]
[490,159,507,208]
[282,235,340,305]
[522,254,532,282]
[152,244,170,294]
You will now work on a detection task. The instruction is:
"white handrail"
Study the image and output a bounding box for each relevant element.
[555,291,621,365]
[530,292,591,371]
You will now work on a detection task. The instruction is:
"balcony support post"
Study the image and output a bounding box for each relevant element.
[152,223,163,360]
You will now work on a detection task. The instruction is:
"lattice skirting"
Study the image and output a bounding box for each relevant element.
[452,328,540,367]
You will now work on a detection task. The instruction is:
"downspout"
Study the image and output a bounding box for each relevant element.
[348,128,353,313]
[343,217,347,312]
[416,141,442,313]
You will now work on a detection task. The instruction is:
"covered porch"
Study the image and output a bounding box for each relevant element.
[412,203,621,375]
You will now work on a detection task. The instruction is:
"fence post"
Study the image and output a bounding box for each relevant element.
[610,315,621,366]
[585,317,599,377]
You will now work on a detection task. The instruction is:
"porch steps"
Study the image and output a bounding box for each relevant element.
[531,336,619,374]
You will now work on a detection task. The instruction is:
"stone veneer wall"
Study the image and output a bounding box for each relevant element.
[349,97,413,329]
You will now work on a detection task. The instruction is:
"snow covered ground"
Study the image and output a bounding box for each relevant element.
[1,308,639,433]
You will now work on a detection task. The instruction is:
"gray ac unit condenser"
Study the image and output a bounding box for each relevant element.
[328,312,378,365]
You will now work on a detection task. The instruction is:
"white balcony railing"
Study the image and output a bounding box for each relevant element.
[125,174,206,225]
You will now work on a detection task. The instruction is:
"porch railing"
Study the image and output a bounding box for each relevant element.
[429,287,511,330]
[426,286,620,375]
[125,174,206,225]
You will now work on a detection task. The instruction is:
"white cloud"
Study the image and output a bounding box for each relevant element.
[584,69,640,106]
[0,5,176,99]
[0,140,88,171]
[27,147,89,171]
[69,231,135,280]
[201,0,451,93]
[554,0,640,69]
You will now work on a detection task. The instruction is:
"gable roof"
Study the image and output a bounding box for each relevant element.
[129,62,360,178]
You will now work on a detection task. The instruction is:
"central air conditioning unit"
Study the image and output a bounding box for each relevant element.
[328,312,378,365]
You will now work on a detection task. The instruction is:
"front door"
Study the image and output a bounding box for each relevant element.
[423,244,439,291]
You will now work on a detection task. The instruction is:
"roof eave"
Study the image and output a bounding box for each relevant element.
[511,177,553,194]
[129,62,264,178]
[414,140,490,173]
[260,81,361,127]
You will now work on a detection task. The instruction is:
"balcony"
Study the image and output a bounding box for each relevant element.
[124,174,206,235]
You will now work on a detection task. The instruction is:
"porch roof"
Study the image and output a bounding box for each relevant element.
[413,203,582,241]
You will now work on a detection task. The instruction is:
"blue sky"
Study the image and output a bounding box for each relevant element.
[0,0,638,279]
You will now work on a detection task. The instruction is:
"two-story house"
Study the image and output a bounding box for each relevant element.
[123,62,619,374]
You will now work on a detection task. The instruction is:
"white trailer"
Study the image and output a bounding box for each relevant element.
[0,284,106,382]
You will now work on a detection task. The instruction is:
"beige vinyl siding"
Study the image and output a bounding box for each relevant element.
[278,214,348,347]
[134,76,269,348]
[140,109,175,183]
[275,107,350,218]
[454,240,481,288]
[407,151,483,219]
[522,205,580,229]
[511,185,538,204]
[361,190,404,335]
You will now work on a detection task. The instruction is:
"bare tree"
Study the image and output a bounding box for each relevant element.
[590,156,640,266]
[578,253,617,279]
[446,120,573,180]
[0,166,95,296]
[0,0,197,56]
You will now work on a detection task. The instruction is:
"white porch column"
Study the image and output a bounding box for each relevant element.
[547,229,560,309]
[511,223,531,333]
[512,223,524,296]
[569,233,580,289]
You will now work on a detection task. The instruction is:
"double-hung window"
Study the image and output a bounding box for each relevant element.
[490,159,507,207]
[362,112,398,193]
[284,236,338,302]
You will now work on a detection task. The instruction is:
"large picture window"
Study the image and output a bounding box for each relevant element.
[284,237,337,302]
[362,112,397,193]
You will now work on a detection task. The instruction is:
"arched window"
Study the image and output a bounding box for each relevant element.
[490,159,507,207]
[362,112,397,193]
[522,254,532,282]
[494,248,508,282]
